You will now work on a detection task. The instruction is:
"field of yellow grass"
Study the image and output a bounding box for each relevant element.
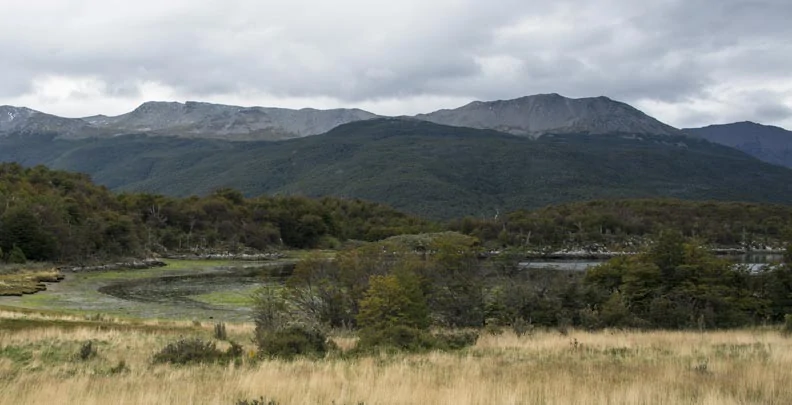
[1,309,791,405]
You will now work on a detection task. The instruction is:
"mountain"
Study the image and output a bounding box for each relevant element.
[2,119,792,219]
[684,121,792,169]
[0,105,100,139]
[4,93,680,141]
[414,93,681,137]
[82,101,380,140]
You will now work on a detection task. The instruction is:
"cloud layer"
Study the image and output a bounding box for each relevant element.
[1,0,791,128]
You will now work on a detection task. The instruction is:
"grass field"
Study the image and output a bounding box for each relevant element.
[1,309,790,405]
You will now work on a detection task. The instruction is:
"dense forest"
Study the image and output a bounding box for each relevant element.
[2,163,792,264]
[453,199,792,250]
[0,163,435,263]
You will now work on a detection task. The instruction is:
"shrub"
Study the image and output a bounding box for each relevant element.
[152,338,240,365]
[256,326,330,359]
[235,398,280,405]
[432,330,479,350]
[357,326,478,353]
[8,245,26,264]
[357,325,436,352]
[484,320,504,336]
[214,322,228,340]
[511,317,534,337]
[252,286,292,334]
[109,359,129,374]
[357,274,429,331]
[76,341,97,361]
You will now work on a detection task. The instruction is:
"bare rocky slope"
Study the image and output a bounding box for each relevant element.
[414,93,681,137]
[82,101,380,140]
[3,93,682,141]
[0,105,101,139]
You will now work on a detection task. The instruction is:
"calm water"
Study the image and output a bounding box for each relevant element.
[521,253,784,272]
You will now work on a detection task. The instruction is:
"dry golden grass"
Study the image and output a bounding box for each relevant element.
[0,269,62,296]
[1,311,791,405]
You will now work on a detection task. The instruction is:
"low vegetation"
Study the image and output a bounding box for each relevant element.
[2,311,792,405]
[0,269,63,296]
[251,232,792,335]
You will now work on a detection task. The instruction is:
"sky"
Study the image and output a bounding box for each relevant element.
[1,0,791,129]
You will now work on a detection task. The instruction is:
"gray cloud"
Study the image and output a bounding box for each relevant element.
[1,0,791,129]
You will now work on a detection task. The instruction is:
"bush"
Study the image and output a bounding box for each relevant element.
[357,274,429,331]
[511,317,534,337]
[783,314,792,336]
[109,359,129,374]
[256,326,330,359]
[357,325,436,353]
[356,326,478,353]
[432,330,479,350]
[235,398,280,405]
[8,245,26,264]
[76,341,97,361]
[214,322,228,340]
[152,338,240,365]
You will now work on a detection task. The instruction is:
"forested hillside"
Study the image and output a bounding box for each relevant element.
[3,119,792,219]
[452,199,792,249]
[0,163,434,263]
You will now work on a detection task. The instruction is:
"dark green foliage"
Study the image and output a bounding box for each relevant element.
[454,199,792,249]
[214,322,228,341]
[356,327,478,353]
[0,163,434,262]
[5,119,792,220]
[585,233,766,329]
[76,341,97,361]
[431,330,480,350]
[356,325,437,352]
[255,326,330,359]
[152,338,240,365]
[8,245,26,264]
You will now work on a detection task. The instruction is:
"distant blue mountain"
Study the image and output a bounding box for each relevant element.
[685,121,792,169]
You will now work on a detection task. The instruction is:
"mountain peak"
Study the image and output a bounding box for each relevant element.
[685,121,792,169]
[415,94,679,136]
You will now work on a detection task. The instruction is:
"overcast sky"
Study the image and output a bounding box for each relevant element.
[1,0,791,129]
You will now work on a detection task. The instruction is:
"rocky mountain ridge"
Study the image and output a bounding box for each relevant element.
[1,93,684,140]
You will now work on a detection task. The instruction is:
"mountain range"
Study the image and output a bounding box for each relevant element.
[1,93,791,218]
[3,93,683,140]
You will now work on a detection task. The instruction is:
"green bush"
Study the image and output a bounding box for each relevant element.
[356,326,478,353]
[432,330,479,350]
[152,338,240,365]
[8,245,26,264]
[357,325,436,352]
[256,326,330,359]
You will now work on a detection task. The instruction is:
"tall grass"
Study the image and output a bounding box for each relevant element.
[1,312,791,404]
